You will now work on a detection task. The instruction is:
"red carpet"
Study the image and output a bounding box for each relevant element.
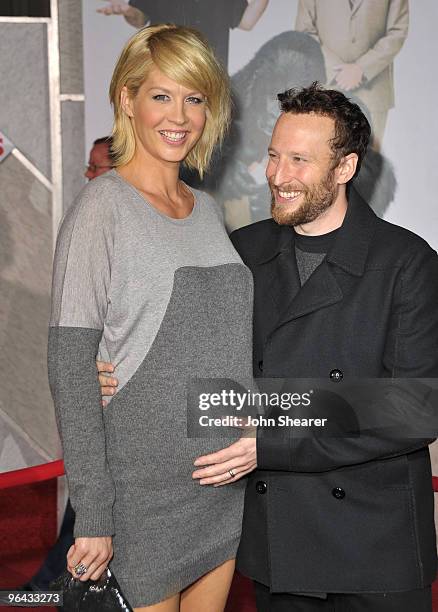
[0,476,254,611]
[226,572,256,612]
[0,479,57,612]
[1,479,437,611]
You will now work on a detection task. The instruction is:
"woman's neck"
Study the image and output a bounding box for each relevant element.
[118,152,181,200]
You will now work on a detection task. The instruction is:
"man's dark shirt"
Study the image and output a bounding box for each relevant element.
[129,0,248,68]
[294,227,339,285]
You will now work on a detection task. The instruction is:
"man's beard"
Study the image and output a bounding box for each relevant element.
[270,169,337,226]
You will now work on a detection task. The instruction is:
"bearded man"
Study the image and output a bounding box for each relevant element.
[190,83,438,611]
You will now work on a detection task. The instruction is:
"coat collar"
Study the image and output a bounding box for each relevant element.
[254,189,378,278]
[253,191,379,328]
[326,189,378,276]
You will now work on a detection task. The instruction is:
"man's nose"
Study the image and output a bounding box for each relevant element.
[272,159,293,187]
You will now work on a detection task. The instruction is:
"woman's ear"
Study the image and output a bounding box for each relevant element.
[120,86,134,118]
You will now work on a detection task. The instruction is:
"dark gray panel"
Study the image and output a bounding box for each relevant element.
[59,0,84,94]
[0,154,59,459]
[0,23,51,178]
[61,100,86,210]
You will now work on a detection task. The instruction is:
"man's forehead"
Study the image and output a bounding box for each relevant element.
[91,142,110,158]
[271,112,335,147]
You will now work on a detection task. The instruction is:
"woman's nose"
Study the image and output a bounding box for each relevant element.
[168,101,188,125]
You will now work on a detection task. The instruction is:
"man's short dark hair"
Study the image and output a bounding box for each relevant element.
[93,136,116,164]
[277,82,371,180]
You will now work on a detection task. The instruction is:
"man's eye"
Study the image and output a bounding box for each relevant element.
[152,94,169,101]
[268,153,278,160]
[293,156,305,163]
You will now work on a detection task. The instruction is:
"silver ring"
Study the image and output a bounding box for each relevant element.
[229,469,235,478]
[74,562,88,577]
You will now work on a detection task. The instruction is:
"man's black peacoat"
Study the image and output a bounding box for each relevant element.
[231,193,438,594]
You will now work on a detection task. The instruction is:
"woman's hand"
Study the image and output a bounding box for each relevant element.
[96,361,118,406]
[67,536,113,581]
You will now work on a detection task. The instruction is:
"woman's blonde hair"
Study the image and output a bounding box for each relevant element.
[109,24,231,178]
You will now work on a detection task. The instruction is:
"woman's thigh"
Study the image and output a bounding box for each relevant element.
[134,593,180,612]
[180,558,236,612]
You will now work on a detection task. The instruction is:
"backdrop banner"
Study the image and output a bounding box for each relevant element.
[82,0,438,251]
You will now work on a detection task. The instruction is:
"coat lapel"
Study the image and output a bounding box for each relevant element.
[277,259,343,325]
[263,191,378,329]
[254,224,302,327]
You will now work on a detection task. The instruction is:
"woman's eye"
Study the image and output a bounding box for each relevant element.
[152,94,169,102]
[186,96,204,105]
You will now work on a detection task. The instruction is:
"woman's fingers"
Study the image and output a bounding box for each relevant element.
[89,560,110,581]
[66,544,76,575]
[67,537,113,581]
[73,552,99,581]
[74,551,111,582]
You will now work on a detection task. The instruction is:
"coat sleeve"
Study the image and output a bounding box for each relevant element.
[355,0,409,83]
[295,0,344,84]
[257,242,438,472]
[48,182,116,536]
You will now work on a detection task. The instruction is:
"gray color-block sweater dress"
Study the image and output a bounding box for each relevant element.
[47,170,254,607]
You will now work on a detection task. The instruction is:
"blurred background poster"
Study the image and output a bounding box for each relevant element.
[83,0,438,249]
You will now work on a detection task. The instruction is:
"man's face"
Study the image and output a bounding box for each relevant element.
[266,112,339,226]
[85,142,113,180]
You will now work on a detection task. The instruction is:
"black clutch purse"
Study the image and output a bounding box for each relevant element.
[49,567,133,611]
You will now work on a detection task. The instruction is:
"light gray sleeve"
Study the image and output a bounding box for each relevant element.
[50,180,114,328]
[48,180,116,537]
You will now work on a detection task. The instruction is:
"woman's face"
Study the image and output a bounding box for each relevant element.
[122,66,207,166]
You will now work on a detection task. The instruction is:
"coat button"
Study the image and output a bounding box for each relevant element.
[332,487,345,499]
[258,360,263,372]
[256,481,267,494]
[330,368,343,382]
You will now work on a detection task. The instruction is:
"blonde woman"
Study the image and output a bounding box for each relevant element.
[48,25,254,612]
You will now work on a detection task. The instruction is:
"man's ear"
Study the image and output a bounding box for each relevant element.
[120,86,134,118]
[337,153,358,185]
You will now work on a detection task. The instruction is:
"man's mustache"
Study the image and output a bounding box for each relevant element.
[268,180,307,193]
